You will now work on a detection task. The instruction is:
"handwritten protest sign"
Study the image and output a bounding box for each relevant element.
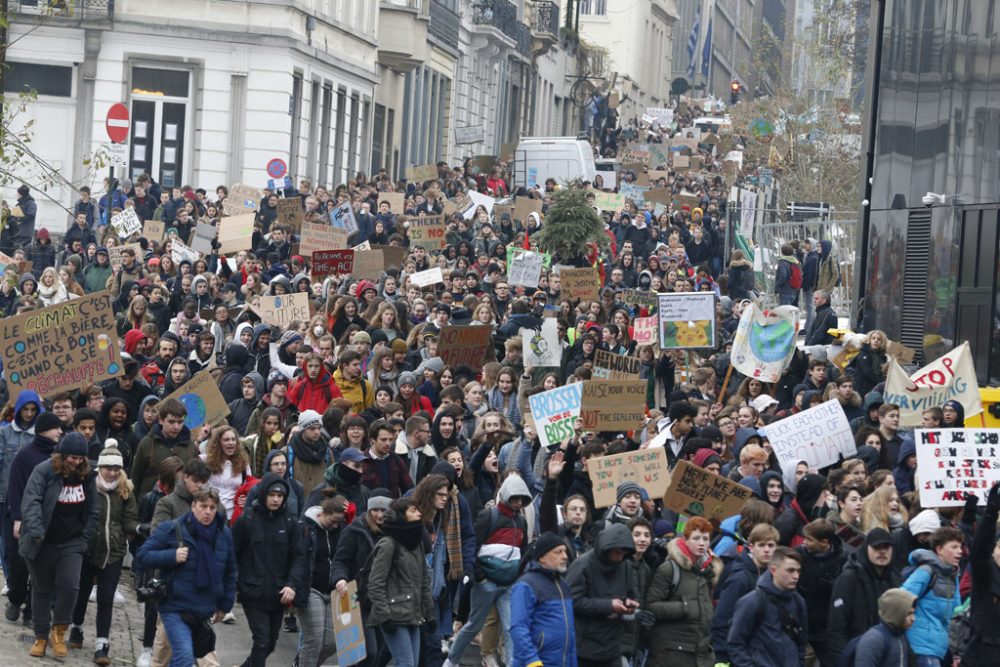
[513,197,542,222]
[915,428,1000,507]
[142,220,165,242]
[252,293,311,328]
[520,318,561,368]
[634,316,658,346]
[410,267,444,288]
[463,190,496,220]
[529,383,584,449]
[592,349,642,379]
[620,289,658,310]
[333,581,366,667]
[664,460,754,520]
[312,249,354,281]
[108,243,143,271]
[508,249,544,288]
[406,163,438,182]
[580,380,647,431]
[111,208,142,239]
[0,292,123,400]
[217,213,255,254]
[275,197,303,232]
[407,216,447,249]
[589,448,669,508]
[171,238,200,264]
[730,303,799,382]
[658,293,716,349]
[162,370,230,430]
[593,192,626,211]
[331,201,359,236]
[377,193,405,214]
[560,267,601,302]
[190,222,217,254]
[223,184,261,216]
[352,250,385,280]
[300,222,348,257]
[619,183,650,206]
[763,400,856,469]
[884,342,982,427]
[438,325,492,368]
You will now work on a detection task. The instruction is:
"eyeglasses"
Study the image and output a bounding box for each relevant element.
[435,491,450,498]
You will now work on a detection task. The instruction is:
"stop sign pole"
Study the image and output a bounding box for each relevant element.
[105,103,130,185]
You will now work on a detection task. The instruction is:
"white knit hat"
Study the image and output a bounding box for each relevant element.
[97,438,124,468]
[908,509,940,536]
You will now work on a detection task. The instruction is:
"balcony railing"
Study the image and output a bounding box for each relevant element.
[516,22,532,57]
[472,0,519,41]
[429,0,460,49]
[12,0,113,19]
[532,0,559,38]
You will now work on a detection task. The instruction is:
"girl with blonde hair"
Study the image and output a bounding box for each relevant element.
[861,483,908,532]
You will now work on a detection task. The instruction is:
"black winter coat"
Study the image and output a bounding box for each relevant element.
[827,549,902,655]
[795,539,846,638]
[330,512,379,591]
[295,505,346,605]
[961,501,1000,666]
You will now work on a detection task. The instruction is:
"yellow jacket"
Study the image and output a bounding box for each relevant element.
[332,368,375,414]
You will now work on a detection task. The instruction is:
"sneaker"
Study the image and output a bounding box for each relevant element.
[283,614,298,633]
[5,602,19,622]
[93,645,111,666]
[223,611,237,624]
[442,660,456,667]
[68,626,84,649]
[1,584,8,595]
[113,587,125,604]
[136,647,153,667]
[89,586,97,603]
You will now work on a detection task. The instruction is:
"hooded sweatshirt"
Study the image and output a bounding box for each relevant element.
[288,359,342,414]
[0,390,42,502]
[6,430,58,521]
[228,371,265,436]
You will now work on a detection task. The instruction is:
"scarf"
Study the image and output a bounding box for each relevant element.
[325,462,362,488]
[446,490,464,580]
[382,517,424,550]
[96,475,119,494]
[292,434,327,464]
[187,515,217,589]
[678,538,714,574]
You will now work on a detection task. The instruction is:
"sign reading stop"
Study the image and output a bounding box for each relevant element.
[106,103,130,144]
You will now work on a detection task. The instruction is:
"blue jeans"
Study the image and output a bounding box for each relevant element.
[383,624,421,667]
[447,579,512,663]
[160,611,195,667]
[802,289,815,333]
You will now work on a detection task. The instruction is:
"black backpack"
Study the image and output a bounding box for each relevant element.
[356,536,391,617]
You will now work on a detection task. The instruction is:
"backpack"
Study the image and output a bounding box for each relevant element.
[476,506,522,586]
[948,602,975,657]
[749,587,806,644]
[655,558,682,600]
[357,534,390,617]
[901,563,939,600]
[787,262,803,289]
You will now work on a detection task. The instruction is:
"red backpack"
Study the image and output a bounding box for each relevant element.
[788,262,803,289]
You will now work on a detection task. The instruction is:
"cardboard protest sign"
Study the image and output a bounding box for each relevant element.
[620,289,658,310]
[592,349,642,380]
[331,201,359,236]
[410,267,444,288]
[299,222,349,257]
[111,208,142,239]
[312,249,354,281]
[520,318,561,368]
[763,400,856,469]
[645,188,674,207]
[170,238,200,264]
[438,325,492,368]
[580,380,647,431]
[883,342,982,427]
[372,244,406,268]
[162,370,230,430]
[730,303,799,382]
[634,316,658,346]
[352,241,371,251]
[657,293,716,349]
[217,213,255,254]
[407,216,447,249]
[276,198,303,232]
[251,293,311,328]
[143,220,165,242]
[664,460,754,521]
[0,291,124,400]
[377,193,405,214]
[529,383,584,449]
[223,184,261,216]
[593,192,626,211]
[333,581,366,667]
[589,448,669,508]
[513,197,542,222]
[190,222,217,254]
[108,242,143,271]
[560,267,601,302]
[619,183,650,206]
[886,340,916,364]
[915,429,1000,507]
[352,250,385,280]
[508,249,544,288]
[405,164,438,182]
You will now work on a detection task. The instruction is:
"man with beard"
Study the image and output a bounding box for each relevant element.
[510,532,576,667]
[360,420,413,498]
[281,411,332,497]
[102,359,153,419]
[140,333,182,391]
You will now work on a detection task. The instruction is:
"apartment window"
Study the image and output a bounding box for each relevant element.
[371,104,386,172]
[333,88,347,185]
[307,79,320,181]
[129,66,192,188]
[319,85,333,186]
[594,0,606,15]
[289,72,303,175]
[579,0,591,14]
[4,62,72,96]
[348,93,360,176]
[386,108,396,178]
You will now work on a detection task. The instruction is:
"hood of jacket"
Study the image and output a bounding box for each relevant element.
[819,240,832,258]
[269,274,292,294]
[907,548,956,576]
[19,272,36,291]
[781,458,806,494]
[595,523,635,560]
[124,328,147,355]
[135,395,161,439]
[498,474,532,505]
[235,322,254,343]
[667,537,724,582]
[732,427,762,460]
[292,272,310,290]
[862,391,884,411]
[894,439,916,470]
[245,371,265,401]
[13,390,43,430]
[255,472,290,512]
[224,341,250,371]
[759,470,784,503]
[394,431,435,458]
[191,275,208,293]
[879,587,917,631]
[250,323,271,351]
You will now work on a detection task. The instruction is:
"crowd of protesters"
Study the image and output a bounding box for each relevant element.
[0,99,993,667]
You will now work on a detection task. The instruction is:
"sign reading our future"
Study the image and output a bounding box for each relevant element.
[0,292,123,399]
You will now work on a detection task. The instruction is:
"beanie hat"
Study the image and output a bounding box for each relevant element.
[368,488,392,512]
[398,371,417,388]
[351,331,371,345]
[532,532,566,561]
[279,331,303,347]
[56,432,89,458]
[738,476,762,499]
[391,339,408,354]
[616,481,643,504]
[909,509,940,536]
[97,439,124,468]
[267,482,287,496]
[795,473,827,512]
[35,411,63,434]
[297,410,322,430]
[370,330,389,345]
[692,448,723,470]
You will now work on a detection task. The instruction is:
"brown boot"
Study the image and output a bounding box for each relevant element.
[29,638,46,658]
[50,624,68,658]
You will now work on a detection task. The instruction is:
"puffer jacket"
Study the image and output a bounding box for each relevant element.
[726,571,808,667]
[19,460,99,560]
[232,473,308,608]
[646,538,723,667]
[332,368,374,414]
[566,523,636,662]
[902,549,960,658]
[827,547,902,655]
[509,561,576,667]
[364,521,433,627]
[136,511,237,618]
[131,423,198,496]
[329,511,380,592]
[89,475,140,569]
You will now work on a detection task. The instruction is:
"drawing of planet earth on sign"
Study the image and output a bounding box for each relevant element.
[749,319,795,362]
[179,393,207,429]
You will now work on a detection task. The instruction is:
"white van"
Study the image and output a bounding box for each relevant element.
[513,137,597,189]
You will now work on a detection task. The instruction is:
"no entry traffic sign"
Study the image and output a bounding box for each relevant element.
[266,158,288,180]
[106,103,130,144]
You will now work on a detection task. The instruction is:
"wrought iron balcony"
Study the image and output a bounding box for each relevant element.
[472,0,519,42]
[11,0,113,19]
[429,0,460,49]
[532,0,559,38]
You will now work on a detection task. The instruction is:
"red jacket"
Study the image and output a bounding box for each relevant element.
[288,363,343,413]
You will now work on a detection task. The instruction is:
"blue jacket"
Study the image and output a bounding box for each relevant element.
[727,571,808,667]
[0,390,43,503]
[510,561,576,667]
[711,548,761,662]
[801,250,820,292]
[136,511,237,618]
[902,549,959,658]
[854,622,910,667]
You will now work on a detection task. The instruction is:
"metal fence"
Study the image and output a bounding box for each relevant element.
[12,0,113,19]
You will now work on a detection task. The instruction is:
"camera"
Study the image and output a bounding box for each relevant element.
[136,578,169,603]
